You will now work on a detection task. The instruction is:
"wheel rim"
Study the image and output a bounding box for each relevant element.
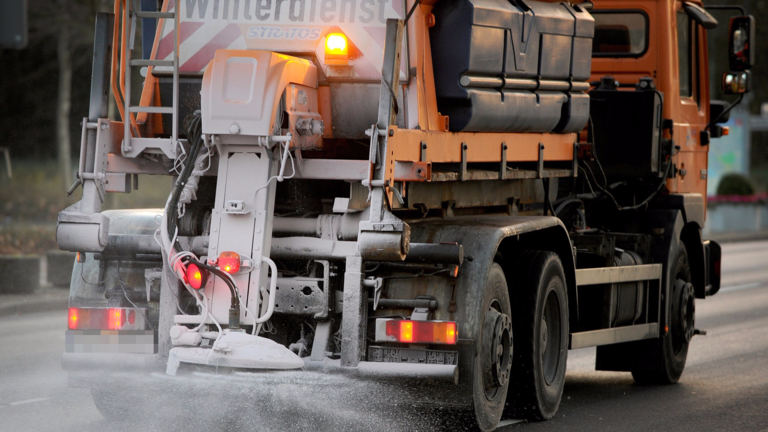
[482,301,512,400]
[541,289,562,385]
[672,279,695,355]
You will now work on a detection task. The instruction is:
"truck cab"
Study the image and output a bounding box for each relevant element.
[592,0,710,200]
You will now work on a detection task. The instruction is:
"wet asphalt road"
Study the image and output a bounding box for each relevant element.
[1,241,767,432]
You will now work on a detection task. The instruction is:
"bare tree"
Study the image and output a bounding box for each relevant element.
[56,0,73,186]
[43,0,112,186]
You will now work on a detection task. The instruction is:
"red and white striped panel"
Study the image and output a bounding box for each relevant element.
[154,0,247,73]
[153,0,406,78]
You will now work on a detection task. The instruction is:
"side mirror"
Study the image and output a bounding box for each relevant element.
[722,70,751,94]
[728,15,755,71]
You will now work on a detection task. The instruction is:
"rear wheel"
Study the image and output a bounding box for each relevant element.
[632,243,694,384]
[505,251,569,420]
[470,263,514,432]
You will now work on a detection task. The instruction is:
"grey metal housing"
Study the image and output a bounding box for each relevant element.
[430,0,594,133]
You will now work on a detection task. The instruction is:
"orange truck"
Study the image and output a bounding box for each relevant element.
[57,0,753,429]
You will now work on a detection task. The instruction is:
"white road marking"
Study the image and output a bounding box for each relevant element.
[8,397,50,406]
[720,282,762,293]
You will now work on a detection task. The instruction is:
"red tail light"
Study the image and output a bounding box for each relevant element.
[186,262,208,290]
[66,307,144,331]
[218,251,241,273]
[68,307,79,330]
[375,319,458,345]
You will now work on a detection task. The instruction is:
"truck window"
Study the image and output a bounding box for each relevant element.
[591,11,648,57]
[677,12,692,97]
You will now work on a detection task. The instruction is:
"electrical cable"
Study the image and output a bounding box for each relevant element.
[80,258,157,331]
[79,255,116,287]
[188,259,240,309]
[155,230,189,315]
[116,275,156,331]
[166,112,204,253]
[578,166,598,197]
[188,289,208,333]
[378,268,451,280]
[244,140,296,209]
[583,116,673,211]
[199,290,223,339]
[588,116,609,189]
[579,159,672,211]
[404,0,422,25]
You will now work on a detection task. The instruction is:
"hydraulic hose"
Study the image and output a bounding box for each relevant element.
[189,259,241,328]
[166,112,204,253]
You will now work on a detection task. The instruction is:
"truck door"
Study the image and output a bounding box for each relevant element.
[670,4,709,198]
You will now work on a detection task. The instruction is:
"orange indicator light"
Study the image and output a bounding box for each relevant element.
[400,321,414,343]
[218,251,241,274]
[109,308,123,330]
[445,322,457,345]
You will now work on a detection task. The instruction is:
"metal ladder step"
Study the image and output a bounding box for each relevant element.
[123,3,179,158]
[129,59,174,67]
[135,11,174,18]
[575,264,662,286]
[129,106,173,114]
[569,323,659,349]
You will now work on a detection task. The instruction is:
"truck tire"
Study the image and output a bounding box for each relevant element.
[505,251,569,420]
[471,263,514,432]
[632,243,694,384]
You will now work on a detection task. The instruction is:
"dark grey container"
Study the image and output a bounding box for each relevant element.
[431,0,594,133]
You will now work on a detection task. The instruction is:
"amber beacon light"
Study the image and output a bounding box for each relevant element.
[325,33,349,64]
